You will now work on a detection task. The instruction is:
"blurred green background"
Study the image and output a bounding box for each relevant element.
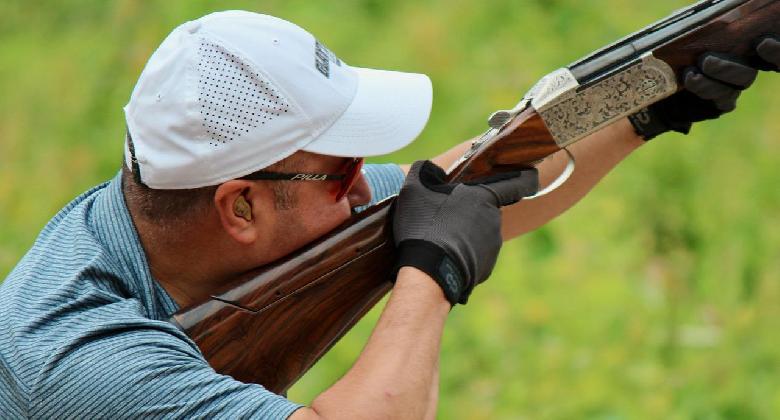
[2,0,779,418]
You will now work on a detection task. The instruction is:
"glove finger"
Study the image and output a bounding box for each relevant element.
[757,35,780,71]
[404,160,454,193]
[475,168,539,207]
[683,68,740,103]
[416,160,457,194]
[698,53,758,89]
[712,90,740,113]
[404,160,427,185]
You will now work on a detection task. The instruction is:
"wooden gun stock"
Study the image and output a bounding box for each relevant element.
[170,0,780,395]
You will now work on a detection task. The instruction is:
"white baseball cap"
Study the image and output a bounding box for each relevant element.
[124,10,432,189]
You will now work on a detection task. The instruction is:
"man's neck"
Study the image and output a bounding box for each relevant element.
[126,209,240,309]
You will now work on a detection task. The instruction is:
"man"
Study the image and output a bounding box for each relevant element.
[1,10,778,419]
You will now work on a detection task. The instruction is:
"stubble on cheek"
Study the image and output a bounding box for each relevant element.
[271,181,297,210]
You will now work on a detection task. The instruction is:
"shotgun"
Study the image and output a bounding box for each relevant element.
[170,0,780,394]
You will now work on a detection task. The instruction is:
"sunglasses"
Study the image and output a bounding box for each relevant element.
[240,157,364,201]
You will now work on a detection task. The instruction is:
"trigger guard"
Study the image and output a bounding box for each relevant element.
[523,147,575,200]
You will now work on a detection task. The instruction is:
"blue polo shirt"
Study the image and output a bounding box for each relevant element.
[0,164,405,419]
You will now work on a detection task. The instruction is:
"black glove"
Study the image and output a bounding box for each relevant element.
[629,35,780,140]
[392,161,538,306]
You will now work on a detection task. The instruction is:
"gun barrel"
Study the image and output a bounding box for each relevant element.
[570,0,748,83]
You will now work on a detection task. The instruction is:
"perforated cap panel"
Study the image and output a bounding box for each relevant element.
[197,38,290,147]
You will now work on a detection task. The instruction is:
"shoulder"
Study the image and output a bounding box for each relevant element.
[28,319,302,418]
[361,163,406,206]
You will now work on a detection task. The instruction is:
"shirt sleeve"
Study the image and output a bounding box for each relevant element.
[29,320,303,419]
[358,163,405,211]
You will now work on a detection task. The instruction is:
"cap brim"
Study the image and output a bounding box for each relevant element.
[302,66,432,157]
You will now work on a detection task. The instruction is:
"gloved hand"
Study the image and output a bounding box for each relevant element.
[629,35,780,140]
[392,160,538,306]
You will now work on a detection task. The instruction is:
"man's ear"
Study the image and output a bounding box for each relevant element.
[214,180,268,245]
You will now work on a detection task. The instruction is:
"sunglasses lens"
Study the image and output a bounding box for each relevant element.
[335,158,364,201]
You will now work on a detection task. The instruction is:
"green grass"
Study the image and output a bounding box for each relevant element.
[2,1,779,418]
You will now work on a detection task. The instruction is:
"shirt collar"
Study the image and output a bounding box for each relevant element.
[89,172,180,320]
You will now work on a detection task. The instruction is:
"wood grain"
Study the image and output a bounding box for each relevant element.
[448,109,561,183]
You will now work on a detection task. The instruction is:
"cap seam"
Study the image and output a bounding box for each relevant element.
[186,35,215,178]
[299,63,360,150]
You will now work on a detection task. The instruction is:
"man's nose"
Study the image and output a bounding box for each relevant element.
[346,173,372,208]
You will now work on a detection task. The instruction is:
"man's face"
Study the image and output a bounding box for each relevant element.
[260,151,372,263]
